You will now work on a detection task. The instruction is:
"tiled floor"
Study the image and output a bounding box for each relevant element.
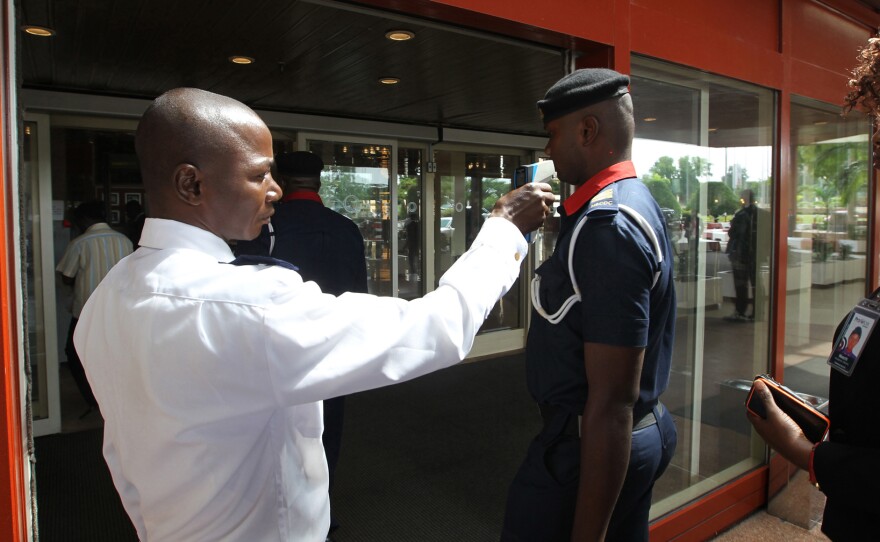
[714,511,829,541]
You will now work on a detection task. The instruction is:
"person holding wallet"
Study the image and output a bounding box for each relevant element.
[747,37,880,541]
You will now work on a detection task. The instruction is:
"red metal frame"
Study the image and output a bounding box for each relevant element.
[0,1,27,539]
[649,469,768,541]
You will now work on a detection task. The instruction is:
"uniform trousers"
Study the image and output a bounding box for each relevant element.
[501,404,676,542]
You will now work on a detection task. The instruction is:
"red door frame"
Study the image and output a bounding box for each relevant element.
[1,0,28,539]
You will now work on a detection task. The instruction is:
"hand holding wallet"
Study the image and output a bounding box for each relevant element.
[746,374,830,444]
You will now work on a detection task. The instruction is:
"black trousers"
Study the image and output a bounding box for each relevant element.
[65,317,98,407]
[501,404,677,542]
[324,395,345,532]
[731,259,756,316]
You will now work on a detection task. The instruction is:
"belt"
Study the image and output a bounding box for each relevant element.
[539,403,662,437]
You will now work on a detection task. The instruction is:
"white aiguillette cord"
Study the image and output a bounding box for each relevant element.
[531,204,663,324]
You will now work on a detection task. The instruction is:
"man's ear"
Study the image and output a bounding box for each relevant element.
[581,115,599,146]
[173,164,202,205]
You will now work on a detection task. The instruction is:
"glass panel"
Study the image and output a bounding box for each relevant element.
[308,140,393,296]
[631,56,775,516]
[51,126,139,428]
[434,149,523,332]
[397,147,423,300]
[24,121,49,420]
[784,98,870,400]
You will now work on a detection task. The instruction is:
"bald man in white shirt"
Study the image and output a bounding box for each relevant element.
[74,87,554,542]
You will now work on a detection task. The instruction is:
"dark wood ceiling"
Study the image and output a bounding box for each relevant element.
[862,0,880,12]
[18,0,566,137]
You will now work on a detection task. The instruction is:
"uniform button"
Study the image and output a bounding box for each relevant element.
[515,253,521,261]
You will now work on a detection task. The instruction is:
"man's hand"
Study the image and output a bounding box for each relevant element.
[489,182,555,235]
[746,379,813,471]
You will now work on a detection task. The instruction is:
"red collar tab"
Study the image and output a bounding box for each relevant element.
[562,161,636,215]
[282,191,323,204]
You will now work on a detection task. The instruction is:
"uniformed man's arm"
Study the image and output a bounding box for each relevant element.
[572,342,644,542]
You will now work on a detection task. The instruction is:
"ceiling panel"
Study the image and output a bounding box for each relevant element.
[18,0,566,136]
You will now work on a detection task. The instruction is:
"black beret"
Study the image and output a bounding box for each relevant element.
[537,68,630,122]
[275,151,324,177]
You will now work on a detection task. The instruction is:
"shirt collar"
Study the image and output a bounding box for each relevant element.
[85,222,113,232]
[138,218,236,262]
[562,161,636,215]
[282,190,323,204]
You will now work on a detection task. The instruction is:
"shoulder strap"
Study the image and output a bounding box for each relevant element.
[530,205,663,325]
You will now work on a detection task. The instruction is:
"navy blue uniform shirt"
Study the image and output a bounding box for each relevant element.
[526,163,676,421]
[235,192,368,296]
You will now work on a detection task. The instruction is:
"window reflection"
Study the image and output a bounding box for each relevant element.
[398,147,423,301]
[308,140,393,296]
[631,56,774,517]
[434,149,523,332]
[784,98,870,401]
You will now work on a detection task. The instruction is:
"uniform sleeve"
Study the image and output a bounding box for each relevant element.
[262,216,528,405]
[347,222,369,294]
[574,216,655,348]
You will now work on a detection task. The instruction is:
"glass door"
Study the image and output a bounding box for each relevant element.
[432,146,527,338]
[24,115,62,436]
[303,135,398,296]
[300,136,534,355]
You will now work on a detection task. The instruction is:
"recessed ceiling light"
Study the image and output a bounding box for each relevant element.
[814,121,828,125]
[643,117,657,122]
[385,30,415,41]
[22,25,55,37]
[379,77,400,85]
[229,56,255,65]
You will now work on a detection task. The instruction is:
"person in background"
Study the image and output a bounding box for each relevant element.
[56,200,133,418]
[747,36,880,541]
[234,150,368,541]
[502,68,677,542]
[725,189,758,322]
[74,87,554,542]
[124,199,146,247]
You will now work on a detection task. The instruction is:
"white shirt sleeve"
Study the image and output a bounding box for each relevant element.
[263,216,528,405]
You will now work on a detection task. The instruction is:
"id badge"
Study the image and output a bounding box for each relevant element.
[827,297,880,376]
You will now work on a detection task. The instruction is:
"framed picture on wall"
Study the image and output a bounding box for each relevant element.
[125,193,141,204]
[110,210,120,224]
[110,193,119,206]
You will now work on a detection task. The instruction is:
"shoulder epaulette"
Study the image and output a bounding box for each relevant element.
[585,184,619,219]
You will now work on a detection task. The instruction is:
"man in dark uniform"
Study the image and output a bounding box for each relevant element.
[235,151,368,540]
[502,69,677,542]
[725,188,758,321]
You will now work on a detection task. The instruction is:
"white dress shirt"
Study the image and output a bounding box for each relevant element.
[75,217,527,541]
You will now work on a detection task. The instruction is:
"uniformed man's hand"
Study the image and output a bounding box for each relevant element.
[489,182,555,236]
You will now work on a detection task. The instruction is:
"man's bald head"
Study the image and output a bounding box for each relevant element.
[135,88,266,214]
[133,88,282,241]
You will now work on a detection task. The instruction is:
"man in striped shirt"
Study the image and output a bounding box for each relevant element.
[57,200,133,417]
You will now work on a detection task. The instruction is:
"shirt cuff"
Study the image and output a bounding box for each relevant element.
[471,216,529,263]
